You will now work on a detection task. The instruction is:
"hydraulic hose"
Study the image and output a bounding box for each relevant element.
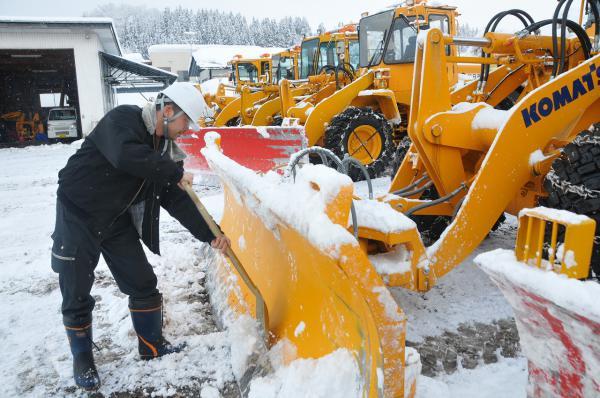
[479,10,535,87]
[526,18,592,64]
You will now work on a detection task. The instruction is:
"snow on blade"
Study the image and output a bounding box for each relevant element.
[476,249,600,397]
[368,245,413,276]
[202,135,357,258]
[247,349,361,398]
[476,248,600,333]
[350,199,416,233]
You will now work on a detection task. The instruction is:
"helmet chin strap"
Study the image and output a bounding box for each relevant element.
[157,95,185,156]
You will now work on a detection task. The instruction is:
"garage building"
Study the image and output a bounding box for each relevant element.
[0,17,176,145]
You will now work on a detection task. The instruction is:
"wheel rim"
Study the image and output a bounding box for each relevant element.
[346,125,382,165]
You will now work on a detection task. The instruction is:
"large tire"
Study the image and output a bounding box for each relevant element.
[540,129,600,277]
[271,115,283,126]
[324,107,394,181]
[225,116,241,127]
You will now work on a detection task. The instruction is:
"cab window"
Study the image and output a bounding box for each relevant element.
[237,62,258,82]
[319,41,337,70]
[348,41,359,71]
[300,38,319,78]
[383,16,417,64]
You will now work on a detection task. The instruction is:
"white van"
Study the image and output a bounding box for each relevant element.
[47,108,78,140]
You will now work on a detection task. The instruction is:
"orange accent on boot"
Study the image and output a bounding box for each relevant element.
[65,323,91,331]
[137,334,158,357]
[129,306,162,313]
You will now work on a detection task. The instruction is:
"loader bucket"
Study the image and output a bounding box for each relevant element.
[201,134,417,397]
[476,251,600,398]
[179,126,306,173]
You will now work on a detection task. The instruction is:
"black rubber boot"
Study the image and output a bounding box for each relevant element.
[65,324,101,391]
[129,294,185,360]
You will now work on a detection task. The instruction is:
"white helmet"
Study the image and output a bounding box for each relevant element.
[159,82,208,129]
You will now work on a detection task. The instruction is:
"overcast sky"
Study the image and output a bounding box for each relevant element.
[0,1,580,31]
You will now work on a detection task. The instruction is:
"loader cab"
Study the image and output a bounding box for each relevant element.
[358,4,458,104]
[233,56,272,88]
[299,26,359,79]
[236,62,259,83]
[271,50,299,84]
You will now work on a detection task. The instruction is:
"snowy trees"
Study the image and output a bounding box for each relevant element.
[85,4,312,56]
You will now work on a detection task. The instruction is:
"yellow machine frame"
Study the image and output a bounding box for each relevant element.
[281,1,460,173]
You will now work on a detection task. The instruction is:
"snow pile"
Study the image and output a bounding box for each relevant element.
[247,349,361,398]
[0,142,237,397]
[417,357,527,398]
[202,133,357,257]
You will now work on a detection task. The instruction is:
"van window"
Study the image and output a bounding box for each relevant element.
[49,109,77,121]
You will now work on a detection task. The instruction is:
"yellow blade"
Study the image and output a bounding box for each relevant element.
[202,136,413,397]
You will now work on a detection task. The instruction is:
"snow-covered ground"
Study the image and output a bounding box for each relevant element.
[0,142,527,397]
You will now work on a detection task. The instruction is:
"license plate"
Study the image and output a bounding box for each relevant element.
[57,133,67,138]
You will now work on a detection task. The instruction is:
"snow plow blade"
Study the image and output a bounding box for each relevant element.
[476,208,600,398]
[201,133,418,397]
[179,126,306,173]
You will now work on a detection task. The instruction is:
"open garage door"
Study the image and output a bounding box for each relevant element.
[0,49,81,146]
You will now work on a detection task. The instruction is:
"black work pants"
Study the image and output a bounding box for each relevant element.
[51,200,159,328]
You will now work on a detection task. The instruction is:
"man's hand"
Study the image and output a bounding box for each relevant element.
[178,172,194,190]
[211,235,231,254]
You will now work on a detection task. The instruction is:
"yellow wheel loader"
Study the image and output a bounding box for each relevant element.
[208,54,274,127]
[206,26,359,128]
[281,0,461,180]
[184,34,360,174]
[248,26,360,127]
[195,1,600,396]
[0,111,43,142]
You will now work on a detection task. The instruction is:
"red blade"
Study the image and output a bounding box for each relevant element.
[477,250,600,398]
[178,126,306,173]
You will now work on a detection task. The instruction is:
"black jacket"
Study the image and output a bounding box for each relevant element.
[57,105,215,254]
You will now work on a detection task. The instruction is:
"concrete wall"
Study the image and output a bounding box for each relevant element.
[0,30,111,136]
[148,50,192,77]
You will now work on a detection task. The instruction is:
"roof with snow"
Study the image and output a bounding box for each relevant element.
[187,44,285,77]
[0,16,122,56]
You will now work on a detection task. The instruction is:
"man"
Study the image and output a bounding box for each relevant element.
[51,82,230,391]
